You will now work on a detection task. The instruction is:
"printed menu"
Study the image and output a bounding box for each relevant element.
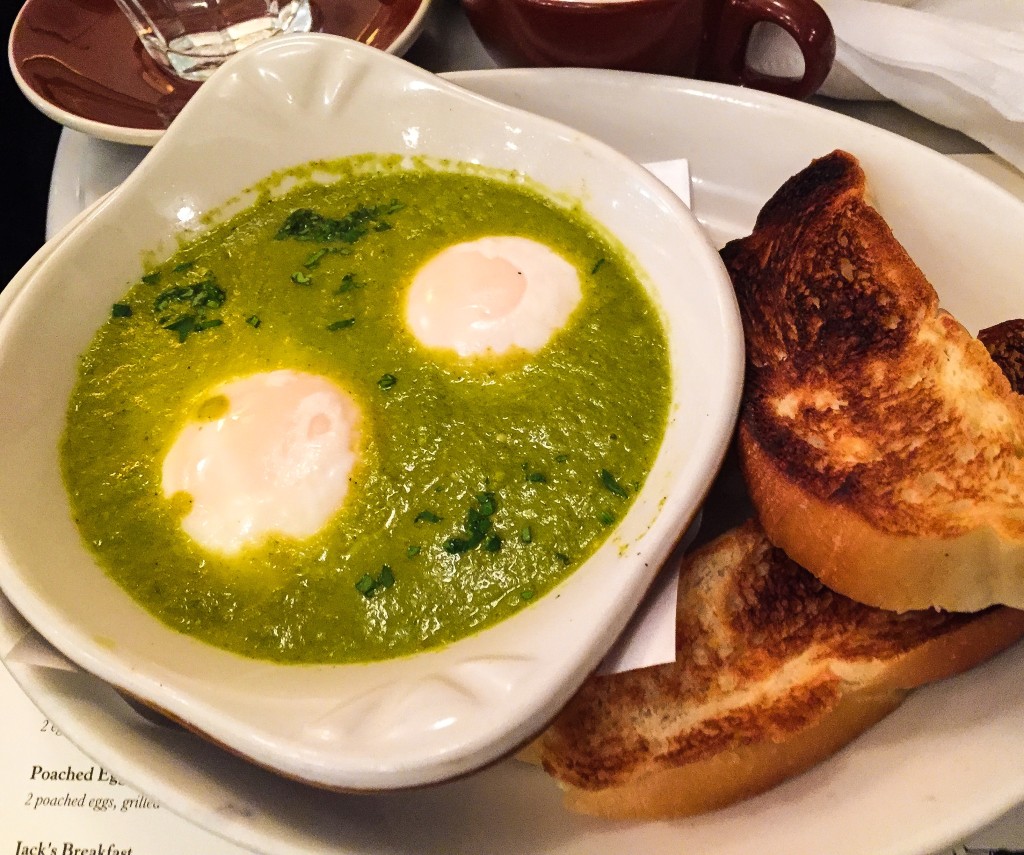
[1,661,252,854]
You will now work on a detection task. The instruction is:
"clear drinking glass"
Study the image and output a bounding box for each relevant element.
[113,0,313,81]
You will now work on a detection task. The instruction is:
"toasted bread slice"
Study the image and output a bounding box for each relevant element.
[531,521,1024,819]
[721,150,1024,612]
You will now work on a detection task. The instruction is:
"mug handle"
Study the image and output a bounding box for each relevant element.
[705,0,836,99]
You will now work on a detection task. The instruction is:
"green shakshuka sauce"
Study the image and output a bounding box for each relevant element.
[61,159,671,664]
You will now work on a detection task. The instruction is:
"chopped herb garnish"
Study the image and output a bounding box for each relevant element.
[141,271,161,286]
[161,315,194,342]
[303,248,329,269]
[555,552,571,566]
[591,258,606,274]
[520,526,532,544]
[246,315,261,328]
[443,492,499,555]
[111,303,133,318]
[153,278,225,314]
[600,468,629,498]
[406,545,421,558]
[326,317,355,331]
[527,471,547,483]
[303,247,350,269]
[520,588,536,601]
[443,536,473,555]
[162,315,224,343]
[290,270,312,285]
[148,266,227,339]
[378,373,398,391]
[275,200,404,244]
[415,510,441,524]
[555,453,569,463]
[355,564,395,598]
[599,510,616,526]
[336,272,360,293]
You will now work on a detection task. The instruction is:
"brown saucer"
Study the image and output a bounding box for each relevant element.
[9,0,429,145]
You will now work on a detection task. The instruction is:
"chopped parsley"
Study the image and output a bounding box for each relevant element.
[378,374,397,391]
[326,318,356,331]
[153,278,224,314]
[111,303,132,318]
[245,315,261,328]
[141,271,161,286]
[151,270,227,342]
[303,247,350,269]
[303,248,329,269]
[290,271,312,285]
[275,200,404,244]
[414,510,441,524]
[162,316,222,343]
[591,258,606,274]
[406,545,421,558]
[520,526,532,544]
[600,468,629,499]
[355,564,395,598]
[444,492,500,555]
[336,272,361,294]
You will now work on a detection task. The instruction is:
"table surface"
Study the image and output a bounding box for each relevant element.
[6,1,1024,853]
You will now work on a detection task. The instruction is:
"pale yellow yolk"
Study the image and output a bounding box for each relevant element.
[405,236,582,356]
[161,370,361,555]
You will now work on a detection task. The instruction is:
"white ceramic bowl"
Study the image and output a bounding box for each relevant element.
[0,34,742,790]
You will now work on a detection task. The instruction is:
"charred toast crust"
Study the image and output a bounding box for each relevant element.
[537,521,1024,802]
[980,319,1024,394]
[721,150,1024,610]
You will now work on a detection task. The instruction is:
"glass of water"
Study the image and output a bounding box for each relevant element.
[114,0,313,81]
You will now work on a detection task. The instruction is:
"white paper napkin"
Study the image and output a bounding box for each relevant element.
[748,0,1024,173]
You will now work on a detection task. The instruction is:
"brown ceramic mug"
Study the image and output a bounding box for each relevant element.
[461,0,836,99]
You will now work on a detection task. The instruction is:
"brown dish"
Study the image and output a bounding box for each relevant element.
[9,0,429,145]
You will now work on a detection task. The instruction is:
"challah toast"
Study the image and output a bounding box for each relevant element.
[531,520,1024,819]
[721,150,1024,612]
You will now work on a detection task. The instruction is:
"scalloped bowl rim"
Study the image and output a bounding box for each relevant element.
[0,34,743,790]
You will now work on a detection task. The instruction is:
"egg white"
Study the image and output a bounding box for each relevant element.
[404,236,582,357]
[161,369,361,555]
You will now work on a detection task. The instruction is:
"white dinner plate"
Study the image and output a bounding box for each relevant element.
[5,67,1024,855]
